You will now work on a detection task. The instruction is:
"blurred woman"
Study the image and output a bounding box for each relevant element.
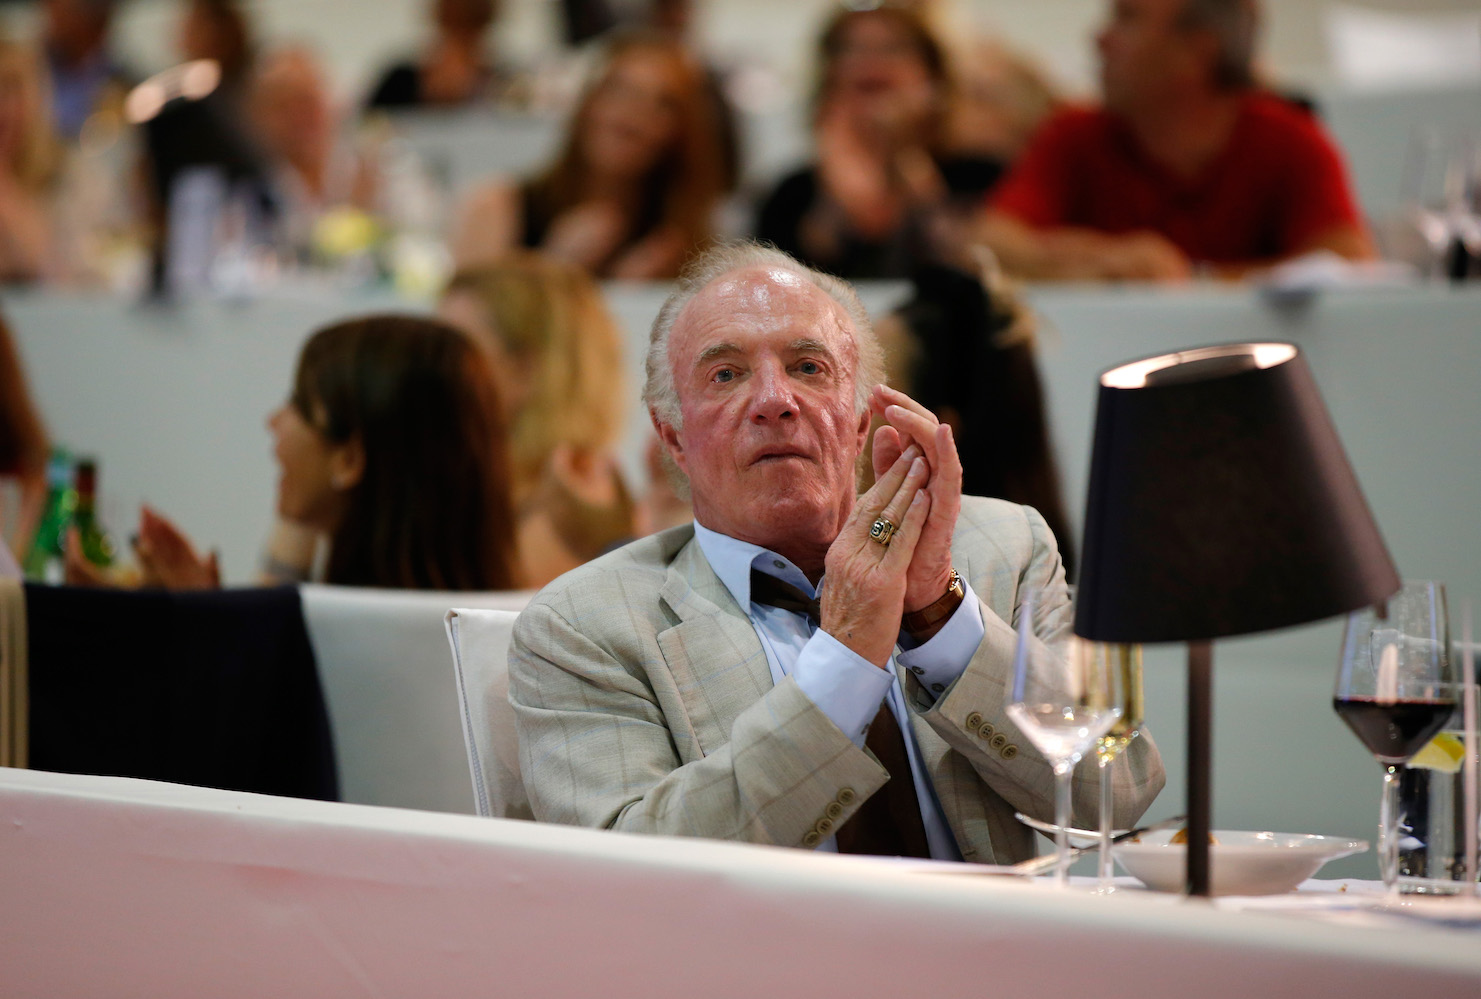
[755,4,1002,279]
[442,253,632,586]
[0,310,47,567]
[76,314,522,591]
[0,40,61,283]
[451,33,726,280]
[366,0,502,110]
[178,0,255,107]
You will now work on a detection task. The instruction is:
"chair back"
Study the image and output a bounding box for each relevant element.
[27,583,337,800]
[444,607,526,819]
[300,584,531,813]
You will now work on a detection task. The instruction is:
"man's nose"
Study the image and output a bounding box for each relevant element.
[748,365,797,423]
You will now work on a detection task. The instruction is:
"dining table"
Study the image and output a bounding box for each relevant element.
[1,766,1478,998]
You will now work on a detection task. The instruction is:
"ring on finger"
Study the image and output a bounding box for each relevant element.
[869,518,897,548]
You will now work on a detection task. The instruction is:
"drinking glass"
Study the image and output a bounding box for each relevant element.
[1007,583,1123,887]
[1399,129,1481,280]
[1089,642,1144,892]
[1334,580,1455,897]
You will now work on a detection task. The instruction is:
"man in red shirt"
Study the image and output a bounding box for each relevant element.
[979,0,1374,281]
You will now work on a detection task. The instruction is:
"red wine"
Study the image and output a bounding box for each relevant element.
[1333,697,1453,763]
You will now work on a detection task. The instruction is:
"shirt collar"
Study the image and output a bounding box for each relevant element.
[692,520,818,610]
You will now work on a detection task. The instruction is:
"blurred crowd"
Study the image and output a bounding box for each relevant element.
[0,0,1407,593]
[0,0,1391,295]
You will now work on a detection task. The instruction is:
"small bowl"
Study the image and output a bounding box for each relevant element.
[1113,830,1368,896]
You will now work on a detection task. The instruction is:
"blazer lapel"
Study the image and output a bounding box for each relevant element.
[656,538,774,759]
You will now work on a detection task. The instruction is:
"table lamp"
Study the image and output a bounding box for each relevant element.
[1075,343,1400,896]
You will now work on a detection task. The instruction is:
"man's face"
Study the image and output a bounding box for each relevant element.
[656,266,871,553]
[1096,0,1206,113]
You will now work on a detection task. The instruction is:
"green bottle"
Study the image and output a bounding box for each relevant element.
[70,458,115,570]
[23,448,75,584]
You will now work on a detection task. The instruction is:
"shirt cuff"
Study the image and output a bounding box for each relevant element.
[896,580,985,699]
[792,629,895,747]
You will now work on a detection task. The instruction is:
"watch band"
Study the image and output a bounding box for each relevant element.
[902,568,964,634]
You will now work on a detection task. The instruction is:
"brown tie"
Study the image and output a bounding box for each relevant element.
[749,570,932,858]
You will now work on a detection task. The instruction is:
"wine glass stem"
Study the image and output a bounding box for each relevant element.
[1381,764,1401,895]
[1098,757,1114,885]
[1054,760,1074,887]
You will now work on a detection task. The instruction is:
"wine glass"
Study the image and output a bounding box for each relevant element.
[1334,580,1454,898]
[1399,129,1481,281]
[1089,642,1144,892]
[1007,583,1123,887]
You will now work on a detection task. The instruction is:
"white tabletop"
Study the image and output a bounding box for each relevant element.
[1,766,1478,998]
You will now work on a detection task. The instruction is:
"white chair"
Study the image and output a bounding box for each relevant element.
[444,607,528,819]
[299,584,532,814]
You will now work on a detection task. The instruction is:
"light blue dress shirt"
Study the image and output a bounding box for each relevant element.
[693,522,986,861]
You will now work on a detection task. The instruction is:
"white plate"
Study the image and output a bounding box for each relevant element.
[1113,830,1369,896]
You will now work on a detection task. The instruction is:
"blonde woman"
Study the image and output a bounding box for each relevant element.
[442,252,633,586]
[0,41,60,283]
[451,33,726,280]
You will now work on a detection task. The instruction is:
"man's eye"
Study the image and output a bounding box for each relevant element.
[798,361,820,375]
[713,369,735,383]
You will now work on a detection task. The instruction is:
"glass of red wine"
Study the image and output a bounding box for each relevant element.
[1334,580,1454,897]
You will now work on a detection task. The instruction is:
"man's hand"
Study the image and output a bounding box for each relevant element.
[820,444,930,667]
[869,385,962,612]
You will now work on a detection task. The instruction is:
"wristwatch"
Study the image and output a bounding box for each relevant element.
[902,568,965,635]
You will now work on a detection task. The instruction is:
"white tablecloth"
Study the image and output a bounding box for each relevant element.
[1,767,1478,998]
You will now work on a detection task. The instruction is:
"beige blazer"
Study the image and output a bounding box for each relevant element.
[508,496,1164,864]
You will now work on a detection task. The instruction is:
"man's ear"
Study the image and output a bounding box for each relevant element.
[329,436,366,492]
[651,409,688,475]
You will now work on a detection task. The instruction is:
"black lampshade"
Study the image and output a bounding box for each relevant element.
[1075,343,1399,643]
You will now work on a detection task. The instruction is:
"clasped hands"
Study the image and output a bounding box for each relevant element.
[820,385,962,668]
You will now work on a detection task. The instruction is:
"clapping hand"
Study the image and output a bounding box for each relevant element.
[134,506,220,590]
[869,384,962,613]
[820,444,930,667]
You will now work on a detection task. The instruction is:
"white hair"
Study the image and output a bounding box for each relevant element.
[643,242,886,431]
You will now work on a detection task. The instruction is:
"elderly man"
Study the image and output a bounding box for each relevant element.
[508,243,1163,862]
[979,0,1372,281]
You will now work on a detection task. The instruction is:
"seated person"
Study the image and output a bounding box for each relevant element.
[177,0,256,111]
[0,40,61,284]
[70,314,522,591]
[365,0,504,110]
[442,253,634,587]
[0,310,47,566]
[41,0,133,140]
[978,0,1374,282]
[508,242,1164,861]
[249,46,376,258]
[451,32,728,280]
[756,3,1003,279]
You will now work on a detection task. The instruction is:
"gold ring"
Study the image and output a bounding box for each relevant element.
[869,518,897,547]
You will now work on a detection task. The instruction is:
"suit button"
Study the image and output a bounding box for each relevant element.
[1001,744,1018,760]
[978,722,995,740]
[965,712,983,729]
[990,733,1008,750]
[803,830,821,847]
[910,666,925,675]
[837,787,856,805]
[931,682,945,692]
[825,801,843,820]
[816,817,834,836]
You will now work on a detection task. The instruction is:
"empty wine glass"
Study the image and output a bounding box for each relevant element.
[1334,580,1455,897]
[1007,583,1123,887]
[1089,642,1144,892]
